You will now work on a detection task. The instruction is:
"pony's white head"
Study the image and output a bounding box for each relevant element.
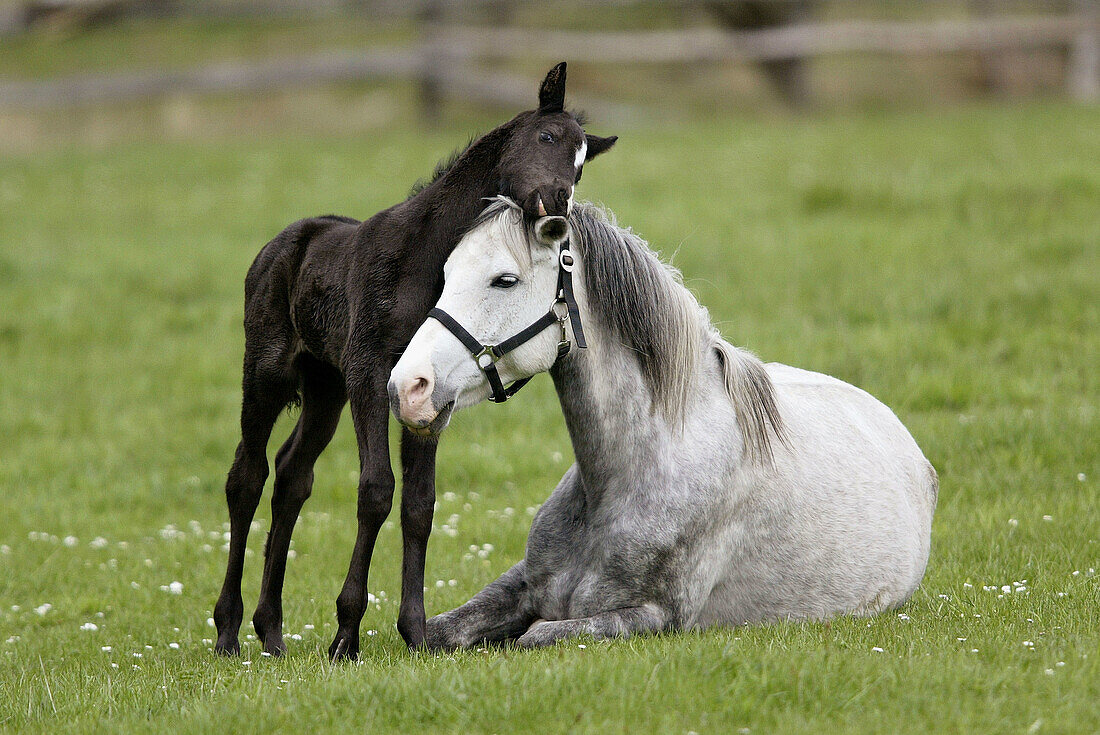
[389,199,574,436]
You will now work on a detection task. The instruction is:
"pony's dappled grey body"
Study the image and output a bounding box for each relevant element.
[389,199,937,647]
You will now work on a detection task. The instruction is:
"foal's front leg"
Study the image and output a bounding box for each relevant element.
[330,381,394,661]
[515,604,671,648]
[425,561,535,650]
[395,430,437,647]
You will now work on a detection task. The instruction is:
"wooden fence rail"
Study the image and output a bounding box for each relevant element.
[0,11,1096,113]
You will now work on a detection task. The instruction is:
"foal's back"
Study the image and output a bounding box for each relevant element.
[244,213,368,376]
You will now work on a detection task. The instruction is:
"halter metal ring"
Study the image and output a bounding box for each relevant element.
[475,346,498,369]
[559,249,575,272]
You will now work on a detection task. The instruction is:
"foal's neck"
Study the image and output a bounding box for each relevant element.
[422,125,511,233]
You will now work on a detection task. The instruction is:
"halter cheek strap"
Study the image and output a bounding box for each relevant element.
[428,236,585,404]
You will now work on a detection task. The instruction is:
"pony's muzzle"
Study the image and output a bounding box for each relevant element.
[388,371,437,429]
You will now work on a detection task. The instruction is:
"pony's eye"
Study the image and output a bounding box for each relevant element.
[491,274,520,289]
[539,131,555,144]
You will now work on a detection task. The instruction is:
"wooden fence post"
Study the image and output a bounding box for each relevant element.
[419,0,444,124]
[1068,0,1100,100]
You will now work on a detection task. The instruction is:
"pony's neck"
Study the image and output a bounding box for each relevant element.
[549,314,676,506]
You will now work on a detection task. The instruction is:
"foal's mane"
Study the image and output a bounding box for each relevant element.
[408,136,478,197]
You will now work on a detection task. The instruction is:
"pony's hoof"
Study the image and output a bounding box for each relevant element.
[328,632,359,662]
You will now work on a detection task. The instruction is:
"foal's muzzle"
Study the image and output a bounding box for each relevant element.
[523,186,573,218]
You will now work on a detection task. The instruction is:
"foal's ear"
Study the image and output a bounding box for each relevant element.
[584,134,618,161]
[538,62,567,114]
[534,216,569,247]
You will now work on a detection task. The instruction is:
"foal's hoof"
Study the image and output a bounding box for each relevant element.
[262,637,287,657]
[328,632,359,662]
[254,620,287,657]
[214,636,240,656]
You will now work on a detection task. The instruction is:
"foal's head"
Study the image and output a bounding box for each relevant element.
[495,62,617,218]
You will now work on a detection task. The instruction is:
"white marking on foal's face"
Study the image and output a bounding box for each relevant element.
[568,140,586,213]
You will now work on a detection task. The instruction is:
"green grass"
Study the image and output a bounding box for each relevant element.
[1,102,1098,733]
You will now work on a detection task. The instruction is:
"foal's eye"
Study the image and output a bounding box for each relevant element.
[539,131,555,144]
[491,274,520,289]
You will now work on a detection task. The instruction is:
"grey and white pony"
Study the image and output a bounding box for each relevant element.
[388,198,937,648]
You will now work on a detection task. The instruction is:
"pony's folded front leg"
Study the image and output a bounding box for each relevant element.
[515,604,671,648]
[425,561,533,650]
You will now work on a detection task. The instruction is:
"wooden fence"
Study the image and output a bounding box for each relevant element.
[0,1,1096,114]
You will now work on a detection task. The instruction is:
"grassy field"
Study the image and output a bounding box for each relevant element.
[1,102,1098,733]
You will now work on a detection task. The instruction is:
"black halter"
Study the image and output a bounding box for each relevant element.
[428,236,586,403]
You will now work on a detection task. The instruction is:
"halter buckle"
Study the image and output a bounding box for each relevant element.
[551,300,571,357]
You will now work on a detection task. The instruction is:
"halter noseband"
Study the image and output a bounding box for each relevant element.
[428,235,586,404]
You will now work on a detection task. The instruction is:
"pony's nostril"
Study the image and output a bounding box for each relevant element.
[407,375,432,406]
[556,188,569,208]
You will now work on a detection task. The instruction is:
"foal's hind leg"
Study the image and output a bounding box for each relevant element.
[252,358,346,656]
[213,372,294,656]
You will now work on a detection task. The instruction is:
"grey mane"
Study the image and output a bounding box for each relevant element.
[477,197,785,463]
[568,203,784,462]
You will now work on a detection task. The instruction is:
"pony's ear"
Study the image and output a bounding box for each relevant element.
[585,134,618,161]
[534,216,569,247]
[538,62,567,114]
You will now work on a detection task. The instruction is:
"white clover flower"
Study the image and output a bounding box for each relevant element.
[871,647,884,653]
[34,603,52,616]
[80,622,98,631]
[63,536,79,547]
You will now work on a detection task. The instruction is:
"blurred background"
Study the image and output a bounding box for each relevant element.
[2,5,1099,730]
[1,0,1097,150]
